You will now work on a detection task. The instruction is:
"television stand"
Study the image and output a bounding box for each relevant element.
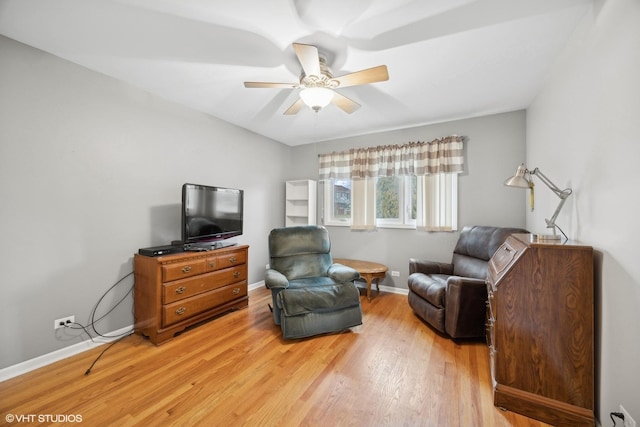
[134,244,249,345]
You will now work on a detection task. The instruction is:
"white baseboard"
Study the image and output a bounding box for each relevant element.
[0,326,133,382]
[379,284,409,296]
[248,280,264,291]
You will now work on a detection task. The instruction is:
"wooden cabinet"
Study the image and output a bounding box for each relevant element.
[486,234,594,426]
[134,245,249,345]
[285,179,316,226]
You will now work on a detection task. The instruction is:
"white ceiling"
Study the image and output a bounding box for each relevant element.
[0,0,592,146]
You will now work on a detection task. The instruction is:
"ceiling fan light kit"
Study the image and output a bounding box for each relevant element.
[300,87,335,112]
[244,43,388,115]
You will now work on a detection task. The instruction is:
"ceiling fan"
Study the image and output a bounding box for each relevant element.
[244,43,389,115]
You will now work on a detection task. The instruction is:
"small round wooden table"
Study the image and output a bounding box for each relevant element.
[333,258,388,302]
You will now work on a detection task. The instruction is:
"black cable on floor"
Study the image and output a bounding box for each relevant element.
[84,331,134,375]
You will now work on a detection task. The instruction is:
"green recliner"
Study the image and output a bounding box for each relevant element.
[265,226,363,339]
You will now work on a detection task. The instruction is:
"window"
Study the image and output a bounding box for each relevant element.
[318,135,463,231]
[376,176,416,228]
[324,175,422,229]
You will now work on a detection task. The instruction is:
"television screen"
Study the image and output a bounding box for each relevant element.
[181,183,243,244]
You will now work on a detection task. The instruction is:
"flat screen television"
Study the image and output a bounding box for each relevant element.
[181,183,244,245]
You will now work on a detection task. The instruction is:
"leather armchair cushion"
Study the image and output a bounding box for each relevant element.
[407,273,448,308]
[277,284,361,317]
[409,259,453,276]
[451,254,490,279]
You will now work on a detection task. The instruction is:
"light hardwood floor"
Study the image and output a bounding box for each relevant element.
[0,287,550,426]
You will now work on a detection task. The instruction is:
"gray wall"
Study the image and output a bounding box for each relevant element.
[290,111,528,289]
[526,0,640,422]
[0,36,289,369]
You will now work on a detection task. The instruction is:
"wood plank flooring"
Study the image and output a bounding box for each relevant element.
[0,287,551,426]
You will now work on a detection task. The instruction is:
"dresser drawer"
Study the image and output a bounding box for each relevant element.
[217,250,247,268]
[162,282,248,327]
[203,250,247,272]
[162,258,207,282]
[162,266,248,304]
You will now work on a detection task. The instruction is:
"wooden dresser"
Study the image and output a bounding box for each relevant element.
[134,245,249,345]
[486,234,594,426]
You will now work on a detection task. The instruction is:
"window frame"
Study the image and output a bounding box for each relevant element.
[323,179,352,226]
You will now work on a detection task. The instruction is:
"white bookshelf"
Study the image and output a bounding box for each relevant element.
[285,180,317,226]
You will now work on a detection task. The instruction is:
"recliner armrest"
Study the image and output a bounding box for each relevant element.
[444,276,489,338]
[409,258,453,275]
[446,276,486,288]
[265,268,290,289]
[327,263,360,283]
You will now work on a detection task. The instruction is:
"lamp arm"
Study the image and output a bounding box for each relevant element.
[530,168,572,199]
[530,168,573,238]
[547,196,568,229]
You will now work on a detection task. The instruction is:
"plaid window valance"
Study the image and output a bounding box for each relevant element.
[318,135,464,180]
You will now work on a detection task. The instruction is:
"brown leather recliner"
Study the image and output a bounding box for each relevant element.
[408,225,527,339]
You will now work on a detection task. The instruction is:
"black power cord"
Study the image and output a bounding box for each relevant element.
[90,272,135,339]
[65,271,134,338]
[62,270,135,374]
[84,332,134,375]
[611,411,625,426]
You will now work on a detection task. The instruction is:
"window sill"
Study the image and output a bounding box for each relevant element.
[324,223,416,230]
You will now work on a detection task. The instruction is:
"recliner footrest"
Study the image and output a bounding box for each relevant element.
[277,284,360,316]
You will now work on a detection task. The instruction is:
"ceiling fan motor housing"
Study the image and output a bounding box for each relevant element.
[299,56,339,89]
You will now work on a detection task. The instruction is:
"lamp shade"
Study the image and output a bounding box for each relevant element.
[300,87,334,111]
[504,164,530,188]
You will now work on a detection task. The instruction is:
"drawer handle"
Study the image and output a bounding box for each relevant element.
[232,288,240,295]
[176,286,186,294]
[209,261,216,268]
[229,256,237,264]
[181,266,192,274]
[175,307,187,315]
[233,271,241,278]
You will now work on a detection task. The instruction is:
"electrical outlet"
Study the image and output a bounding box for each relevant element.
[620,405,636,427]
[391,271,400,277]
[54,315,75,330]
[265,264,270,269]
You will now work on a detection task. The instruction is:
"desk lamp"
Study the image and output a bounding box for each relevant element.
[504,164,572,241]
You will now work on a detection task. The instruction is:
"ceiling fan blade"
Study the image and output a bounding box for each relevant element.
[333,65,389,88]
[293,43,321,77]
[283,98,306,115]
[244,82,298,89]
[331,91,361,114]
